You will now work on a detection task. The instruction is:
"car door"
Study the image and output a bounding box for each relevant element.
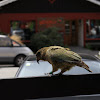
[0,36,14,63]
[64,20,78,45]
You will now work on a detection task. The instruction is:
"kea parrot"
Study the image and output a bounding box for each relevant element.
[36,46,92,75]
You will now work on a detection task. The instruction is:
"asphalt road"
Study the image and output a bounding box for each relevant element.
[0,64,19,79]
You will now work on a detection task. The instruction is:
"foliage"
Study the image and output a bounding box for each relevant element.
[0,31,6,35]
[85,44,92,50]
[30,27,64,53]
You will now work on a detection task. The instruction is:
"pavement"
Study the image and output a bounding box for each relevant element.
[69,46,99,56]
[0,65,18,79]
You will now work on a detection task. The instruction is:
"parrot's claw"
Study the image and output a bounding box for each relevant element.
[45,71,53,76]
[44,73,52,76]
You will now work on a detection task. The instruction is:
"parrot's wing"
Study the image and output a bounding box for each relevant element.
[48,48,82,63]
[66,51,82,61]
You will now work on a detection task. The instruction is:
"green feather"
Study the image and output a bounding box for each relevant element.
[48,47,81,62]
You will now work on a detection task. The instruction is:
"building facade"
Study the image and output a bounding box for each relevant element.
[0,0,100,47]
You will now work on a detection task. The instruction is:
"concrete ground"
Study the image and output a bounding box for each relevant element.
[0,65,18,79]
[69,46,99,56]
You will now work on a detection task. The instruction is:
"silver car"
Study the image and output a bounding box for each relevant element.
[0,35,34,66]
[14,54,100,99]
[15,53,100,77]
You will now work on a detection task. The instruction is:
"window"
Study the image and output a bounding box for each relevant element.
[12,40,20,47]
[86,19,100,39]
[0,37,12,47]
[11,21,21,30]
[72,21,76,33]
[10,21,36,40]
[23,21,35,40]
[38,17,65,32]
[65,21,70,34]
[10,21,25,40]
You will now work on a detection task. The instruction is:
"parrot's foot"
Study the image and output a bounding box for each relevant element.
[44,71,53,76]
[44,73,52,76]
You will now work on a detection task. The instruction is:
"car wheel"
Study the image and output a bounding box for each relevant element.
[14,55,26,67]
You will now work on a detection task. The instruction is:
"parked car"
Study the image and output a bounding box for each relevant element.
[0,35,34,66]
[14,54,100,99]
[0,53,100,99]
[15,53,100,77]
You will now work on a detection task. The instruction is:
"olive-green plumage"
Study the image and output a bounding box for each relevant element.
[36,46,92,75]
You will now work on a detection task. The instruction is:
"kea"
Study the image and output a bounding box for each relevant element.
[36,46,92,75]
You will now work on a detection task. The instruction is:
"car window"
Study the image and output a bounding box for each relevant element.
[12,40,21,47]
[12,30,24,35]
[0,37,12,47]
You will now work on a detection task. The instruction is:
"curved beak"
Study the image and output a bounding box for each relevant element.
[37,59,39,64]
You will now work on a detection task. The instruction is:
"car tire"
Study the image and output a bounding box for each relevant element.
[14,55,26,67]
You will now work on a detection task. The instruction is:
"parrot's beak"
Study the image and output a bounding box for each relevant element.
[37,59,39,64]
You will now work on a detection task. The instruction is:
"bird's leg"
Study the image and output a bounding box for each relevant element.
[45,71,53,76]
[45,66,58,76]
[55,67,67,76]
[49,71,53,75]
[45,71,54,76]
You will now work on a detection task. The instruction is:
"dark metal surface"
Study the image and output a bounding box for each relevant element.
[1,74,100,99]
[0,0,100,13]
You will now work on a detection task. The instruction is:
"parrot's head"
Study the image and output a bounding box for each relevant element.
[36,47,48,64]
[36,51,41,64]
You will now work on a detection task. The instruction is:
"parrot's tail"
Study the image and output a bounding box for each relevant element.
[79,61,92,73]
